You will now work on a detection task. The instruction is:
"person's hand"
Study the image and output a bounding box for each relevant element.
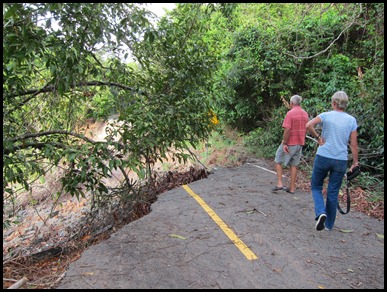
[317,136,325,146]
[349,163,359,172]
[347,165,361,181]
[283,144,289,153]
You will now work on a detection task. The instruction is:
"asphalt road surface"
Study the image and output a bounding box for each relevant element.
[57,159,384,289]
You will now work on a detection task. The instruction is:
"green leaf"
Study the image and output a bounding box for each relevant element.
[169,234,187,240]
[340,229,354,233]
[68,152,77,162]
[376,234,384,239]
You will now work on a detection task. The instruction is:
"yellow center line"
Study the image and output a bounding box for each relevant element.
[182,184,258,261]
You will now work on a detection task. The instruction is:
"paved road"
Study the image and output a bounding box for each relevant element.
[57,159,384,289]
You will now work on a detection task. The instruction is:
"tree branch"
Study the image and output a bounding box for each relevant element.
[284,20,355,60]
[3,142,68,155]
[7,277,28,289]
[7,81,137,104]
[9,130,97,144]
[284,3,362,60]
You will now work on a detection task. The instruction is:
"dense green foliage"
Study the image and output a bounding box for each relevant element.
[3,3,383,222]
[207,3,384,182]
[3,3,218,215]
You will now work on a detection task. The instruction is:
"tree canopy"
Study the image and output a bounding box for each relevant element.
[3,3,218,209]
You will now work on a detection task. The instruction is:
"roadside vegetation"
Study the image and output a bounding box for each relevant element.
[3,3,384,288]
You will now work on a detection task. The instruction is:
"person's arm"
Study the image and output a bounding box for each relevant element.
[306,116,323,144]
[282,127,290,145]
[281,127,290,153]
[349,130,359,171]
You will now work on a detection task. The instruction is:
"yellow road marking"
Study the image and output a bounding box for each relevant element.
[182,184,258,261]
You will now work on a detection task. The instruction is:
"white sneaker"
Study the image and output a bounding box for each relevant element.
[324,227,332,231]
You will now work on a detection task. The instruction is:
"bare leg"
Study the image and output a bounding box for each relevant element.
[289,165,297,192]
[275,163,283,187]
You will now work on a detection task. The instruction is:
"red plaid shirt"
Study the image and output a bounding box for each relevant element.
[282,105,309,146]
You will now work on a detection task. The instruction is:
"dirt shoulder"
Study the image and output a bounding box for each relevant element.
[56,158,384,289]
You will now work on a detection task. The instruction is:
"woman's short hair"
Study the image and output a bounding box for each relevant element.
[290,95,302,105]
[332,91,349,110]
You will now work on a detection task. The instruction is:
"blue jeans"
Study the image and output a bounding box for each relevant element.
[311,155,347,229]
